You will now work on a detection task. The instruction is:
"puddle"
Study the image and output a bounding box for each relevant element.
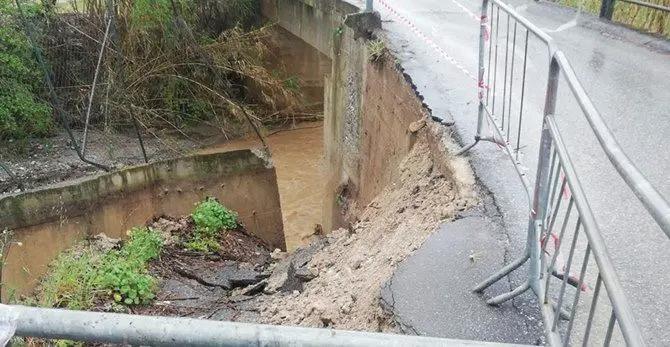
[202,123,325,251]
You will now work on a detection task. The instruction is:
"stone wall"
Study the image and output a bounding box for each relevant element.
[1,150,285,299]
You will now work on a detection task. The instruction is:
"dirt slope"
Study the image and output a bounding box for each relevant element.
[258,124,476,332]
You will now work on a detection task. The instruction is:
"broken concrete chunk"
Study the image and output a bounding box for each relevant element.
[291,237,329,268]
[295,266,317,282]
[280,262,304,293]
[241,280,267,296]
[265,261,304,294]
[229,267,266,287]
[194,262,265,289]
[90,233,121,253]
[271,248,288,261]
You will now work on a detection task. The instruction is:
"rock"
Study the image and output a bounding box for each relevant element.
[265,261,303,294]
[295,267,317,282]
[281,262,303,292]
[271,248,288,261]
[90,233,121,253]
[292,237,328,268]
[241,280,267,296]
[195,262,265,290]
[339,295,354,314]
[409,119,427,133]
[265,238,329,293]
[265,259,290,294]
[350,259,362,270]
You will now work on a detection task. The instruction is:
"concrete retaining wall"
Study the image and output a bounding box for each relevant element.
[1,150,285,299]
[261,0,429,231]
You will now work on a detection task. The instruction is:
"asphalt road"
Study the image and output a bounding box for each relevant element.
[348,0,670,344]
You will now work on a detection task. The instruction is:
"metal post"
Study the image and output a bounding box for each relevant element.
[366,0,373,12]
[456,0,489,155]
[473,55,561,304]
[599,0,616,20]
[528,57,561,295]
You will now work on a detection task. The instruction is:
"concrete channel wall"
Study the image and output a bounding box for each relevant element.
[0,150,285,299]
[261,0,429,230]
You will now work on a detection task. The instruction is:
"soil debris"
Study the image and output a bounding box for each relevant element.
[256,129,476,332]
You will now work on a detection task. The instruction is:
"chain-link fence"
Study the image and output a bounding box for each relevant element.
[1,0,307,194]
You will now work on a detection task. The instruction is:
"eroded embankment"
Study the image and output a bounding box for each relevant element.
[257,122,476,331]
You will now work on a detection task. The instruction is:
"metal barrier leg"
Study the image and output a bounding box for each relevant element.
[473,253,528,292]
[487,281,530,305]
[456,137,481,156]
[457,0,489,156]
[551,300,571,320]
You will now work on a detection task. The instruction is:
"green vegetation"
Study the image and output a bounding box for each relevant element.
[0,0,304,147]
[95,227,163,305]
[0,0,53,140]
[557,0,669,37]
[37,227,163,310]
[367,38,388,64]
[38,250,98,309]
[31,198,240,310]
[187,197,238,252]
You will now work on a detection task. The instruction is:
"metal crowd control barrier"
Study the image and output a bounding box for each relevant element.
[463,0,670,345]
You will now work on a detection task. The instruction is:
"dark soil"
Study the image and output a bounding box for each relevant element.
[0,129,201,195]
[0,123,254,195]
[131,216,272,322]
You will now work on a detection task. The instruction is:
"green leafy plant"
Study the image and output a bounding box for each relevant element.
[122,227,164,263]
[95,227,163,305]
[283,76,301,91]
[187,197,238,252]
[0,0,53,140]
[95,252,157,306]
[185,235,221,252]
[367,38,388,64]
[37,227,163,310]
[191,197,238,234]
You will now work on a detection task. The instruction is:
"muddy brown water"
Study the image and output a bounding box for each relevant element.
[201,123,325,251]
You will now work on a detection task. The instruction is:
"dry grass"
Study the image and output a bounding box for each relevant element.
[558,0,669,36]
[42,0,304,139]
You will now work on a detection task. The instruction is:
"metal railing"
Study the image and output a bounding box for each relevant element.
[464,0,670,345]
[5,305,528,346]
[600,0,670,20]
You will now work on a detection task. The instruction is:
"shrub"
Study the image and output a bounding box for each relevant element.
[122,227,163,263]
[0,0,53,140]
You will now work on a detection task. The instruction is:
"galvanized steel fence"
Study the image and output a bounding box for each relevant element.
[464,0,670,345]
